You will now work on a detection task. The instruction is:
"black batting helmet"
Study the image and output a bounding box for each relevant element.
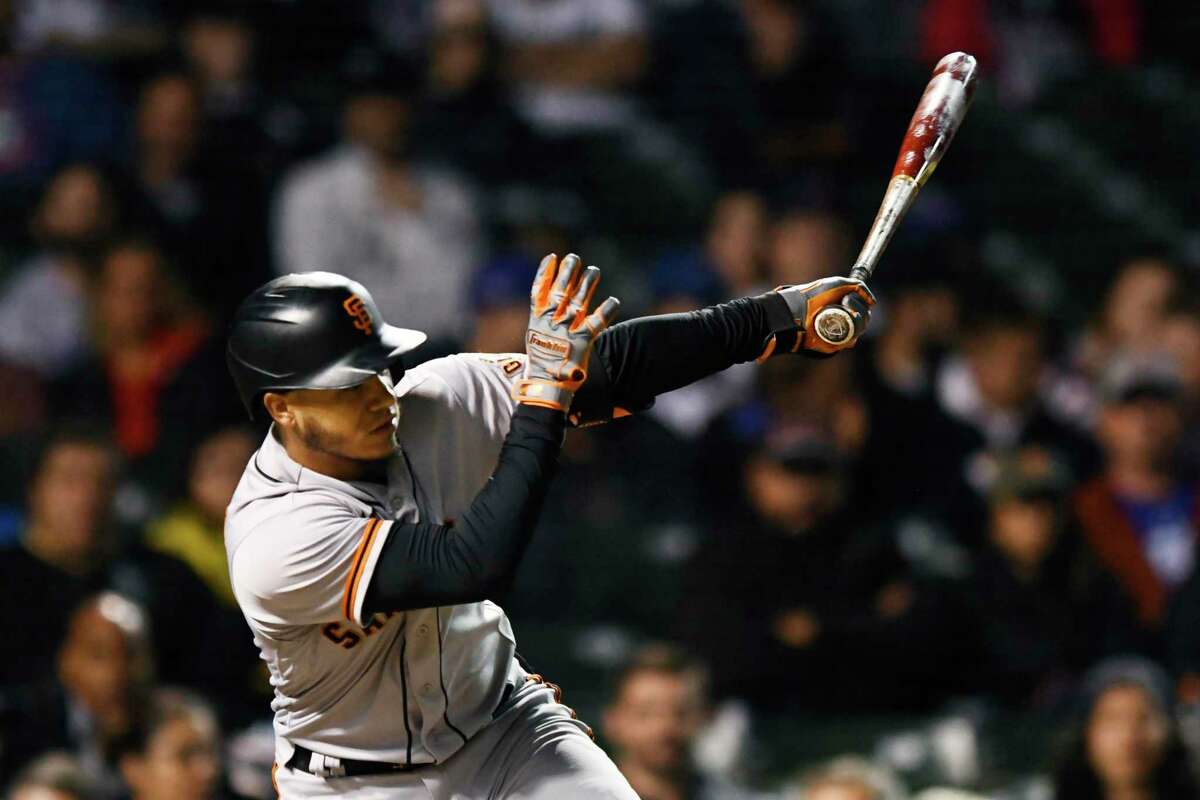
[227,272,427,419]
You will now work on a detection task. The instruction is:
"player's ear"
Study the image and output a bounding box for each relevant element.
[262,392,293,426]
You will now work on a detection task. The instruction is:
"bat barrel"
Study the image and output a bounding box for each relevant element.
[893,52,978,185]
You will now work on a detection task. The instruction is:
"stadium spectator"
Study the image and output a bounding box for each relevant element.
[146,425,253,607]
[411,0,532,186]
[144,425,265,724]
[0,430,125,686]
[705,191,770,299]
[49,237,237,494]
[486,0,647,137]
[126,71,267,314]
[785,755,906,800]
[0,593,152,793]
[0,162,120,379]
[952,449,1141,707]
[645,250,755,440]
[603,644,769,800]
[765,206,852,288]
[506,412,702,668]
[1052,657,1200,799]
[178,4,291,189]
[1074,357,1197,633]
[851,254,981,528]
[5,753,99,800]
[1159,302,1200,474]
[936,291,1099,490]
[466,254,535,354]
[0,12,125,223]
[273,57,481,343]
[1074,257,1182,384]
[860,252,961,401]
[0,427,223,692]
[683,425,934,711]
[736,0,852,178]
[6,0,167,57]
[117,689,222,800]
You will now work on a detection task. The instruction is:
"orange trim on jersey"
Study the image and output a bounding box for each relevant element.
[271,763,279,797]
[342,518,382,621]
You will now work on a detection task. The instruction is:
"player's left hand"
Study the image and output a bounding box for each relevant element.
[760,277,876,359]
[513,253,620,413]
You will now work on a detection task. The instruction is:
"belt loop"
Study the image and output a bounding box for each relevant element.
[310,753,348,779]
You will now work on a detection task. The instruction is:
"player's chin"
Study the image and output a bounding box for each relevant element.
[351,424,397,460]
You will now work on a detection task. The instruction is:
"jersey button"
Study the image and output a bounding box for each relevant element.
[417,624,430,637]
[422,682,435,695]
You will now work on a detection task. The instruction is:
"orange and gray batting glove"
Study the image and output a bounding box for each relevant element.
[757,277,876,360]
[513,253,621,413]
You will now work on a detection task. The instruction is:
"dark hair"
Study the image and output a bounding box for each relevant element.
[115,688,218,760]
[1052,683,1200,799]
[27,422,120,487]
[961,285,1046,340]
[607,643,711,704]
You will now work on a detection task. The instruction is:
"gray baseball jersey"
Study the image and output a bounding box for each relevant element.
[226,352,534,767]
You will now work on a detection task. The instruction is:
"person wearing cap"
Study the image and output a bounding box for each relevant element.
[949,448,1141,707]
[1052,656,1200,799]
[1073,356,1198,634]
[681,425,927,712]
[466,254,538,355]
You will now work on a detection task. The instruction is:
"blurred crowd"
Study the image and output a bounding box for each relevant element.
[3,0,1200,798]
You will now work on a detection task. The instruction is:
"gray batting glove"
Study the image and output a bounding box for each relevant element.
[758,277,876,359]
[513,253,620,413]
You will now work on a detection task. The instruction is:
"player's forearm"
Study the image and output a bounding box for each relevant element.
[362,405,564,612]
[570,292,793,423]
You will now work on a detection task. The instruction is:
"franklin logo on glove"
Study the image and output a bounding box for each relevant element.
[527,332,570,358]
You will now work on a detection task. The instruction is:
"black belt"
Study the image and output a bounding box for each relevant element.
[286,745,417,778]
[286,682,520,779]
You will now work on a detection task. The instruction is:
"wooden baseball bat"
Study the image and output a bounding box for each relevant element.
[814,52,979,346]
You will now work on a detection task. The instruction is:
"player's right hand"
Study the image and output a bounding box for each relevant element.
[512,253,620,413]
[759,277,876,359]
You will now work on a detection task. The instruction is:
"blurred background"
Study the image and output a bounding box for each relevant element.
[2,0,1200,798]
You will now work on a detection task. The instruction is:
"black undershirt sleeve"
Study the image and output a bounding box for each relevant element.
[569,291,793,425]
[362,292,790,612]
[361,404,564,614]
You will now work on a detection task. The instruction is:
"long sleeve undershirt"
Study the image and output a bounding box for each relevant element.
[362,292,791,614]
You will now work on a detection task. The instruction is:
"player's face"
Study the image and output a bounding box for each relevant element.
[283,372,400,464]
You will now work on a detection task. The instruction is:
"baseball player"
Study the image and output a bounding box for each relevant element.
[224,254,873,798]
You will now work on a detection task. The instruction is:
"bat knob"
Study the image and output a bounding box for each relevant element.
[813,306,856,346]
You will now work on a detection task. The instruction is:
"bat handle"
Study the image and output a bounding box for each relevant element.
[812,304,856,346]
[812,263,873,346]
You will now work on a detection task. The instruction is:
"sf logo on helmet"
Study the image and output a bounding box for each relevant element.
[342,295,374,336]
